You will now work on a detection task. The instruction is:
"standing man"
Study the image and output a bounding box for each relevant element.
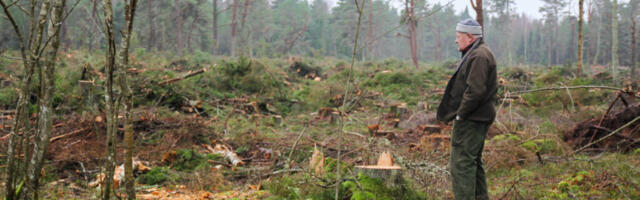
[437,18,497,200]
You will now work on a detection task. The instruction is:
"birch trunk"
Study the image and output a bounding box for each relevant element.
[117,1,138,199]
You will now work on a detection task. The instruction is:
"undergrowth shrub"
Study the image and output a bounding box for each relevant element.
[138,167,172,185]
[342,173,425,200]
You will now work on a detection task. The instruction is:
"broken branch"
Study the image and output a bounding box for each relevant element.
[574,116,640,153]
[158,68,207,85]
[512,86,636,97]
[49,127,90,142]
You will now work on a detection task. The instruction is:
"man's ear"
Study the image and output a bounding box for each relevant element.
[465,33,475,41]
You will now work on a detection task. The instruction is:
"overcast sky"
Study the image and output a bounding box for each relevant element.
[325,0,547,19]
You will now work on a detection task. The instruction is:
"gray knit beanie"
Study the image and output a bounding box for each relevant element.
[456,18,482,36]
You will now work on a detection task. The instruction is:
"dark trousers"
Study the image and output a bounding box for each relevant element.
[450,119,490,200]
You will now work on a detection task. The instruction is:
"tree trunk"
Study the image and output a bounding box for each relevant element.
[101,0,118,199]
[578,0,584,77]
[612,0,618,83]
[570,16,575,64]
[405,0,418,69]
[147,0,154,50]
[17,0,53,197]
[175,0,184,56]
[239,0,249,56]
[22,1,66,199]
[554,7,559,65]
[187,1,200,53]
[116,1,138,199]
[367,0,373,60]
[470,0,483,34]
[212,0,218,55]
[230,0,238,57]
[631,0,637,81]
[593,6,602,66]
[0,0,40,198]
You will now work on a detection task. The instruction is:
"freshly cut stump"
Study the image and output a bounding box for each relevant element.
[355,151,403,187]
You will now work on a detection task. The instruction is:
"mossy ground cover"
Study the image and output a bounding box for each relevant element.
[0,50,638,199]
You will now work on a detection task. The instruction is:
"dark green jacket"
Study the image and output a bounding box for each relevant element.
[437,38,498,123]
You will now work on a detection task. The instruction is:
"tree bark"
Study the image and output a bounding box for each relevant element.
[593,5,602,66]
[631,0,637,81]
[578,0,584,77]
[212,0,218,55]
[117,1,138,199]
[23,1,66,199]
[175,0,184,56]
[230,0,238,57]
[405,0,418,69]
[612,0,618,83]
[470,0,483,34]
[187,1,200,53]
[15,0,54,197]
[0,0,38,198]
[101,0,118,199]
[147,0,155,50]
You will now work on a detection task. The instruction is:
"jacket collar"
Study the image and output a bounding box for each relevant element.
[454,37,483,74]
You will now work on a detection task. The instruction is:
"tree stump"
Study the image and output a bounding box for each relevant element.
[417,101,428,111]
[389,102,408,119]
[355,151,403,188]
[78,80,97,114]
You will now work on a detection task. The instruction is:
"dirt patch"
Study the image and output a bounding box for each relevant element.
[41,112,219,180]
[564,103,640,152]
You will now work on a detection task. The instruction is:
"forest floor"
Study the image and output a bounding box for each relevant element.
[1,50,639,199]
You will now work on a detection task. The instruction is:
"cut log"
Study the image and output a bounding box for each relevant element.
[355,151,402,188]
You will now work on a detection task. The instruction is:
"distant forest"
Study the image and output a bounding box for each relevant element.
[1,0,638,67]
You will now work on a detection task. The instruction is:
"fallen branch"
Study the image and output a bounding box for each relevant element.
[158,68,207,85]
[574,116,640,153]
[49,127,90,142]
[204,144,245,166]
[512,85,637,97]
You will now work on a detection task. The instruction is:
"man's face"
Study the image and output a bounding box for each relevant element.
[455,32,474,51]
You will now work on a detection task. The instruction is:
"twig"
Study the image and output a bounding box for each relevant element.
[335,1,365,198]
[499,174,524,200]
[560,83,576,112]
[574,116,640,153]
[286,127,306,166]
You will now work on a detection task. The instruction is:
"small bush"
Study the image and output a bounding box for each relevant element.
[171,149,206,172]
[342,173,425,200]
[138,167,172,185]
